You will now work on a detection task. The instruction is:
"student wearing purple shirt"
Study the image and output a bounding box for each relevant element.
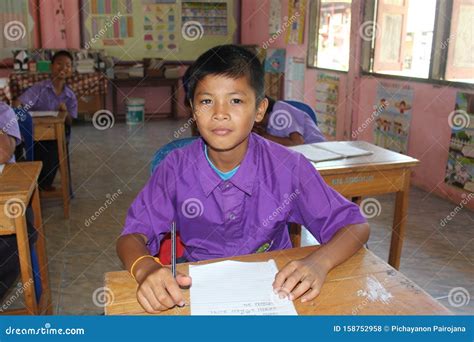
[0,101,21,164]
[16,50,77,191]
[117,45,370,313]
[253,96,326,146]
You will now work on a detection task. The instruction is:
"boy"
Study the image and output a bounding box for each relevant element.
[253,96,326,146]
[117,45,369,313]
[16,50,77,191]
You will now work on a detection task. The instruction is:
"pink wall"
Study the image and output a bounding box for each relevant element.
[240,0,474,209]
[39,0,81,49]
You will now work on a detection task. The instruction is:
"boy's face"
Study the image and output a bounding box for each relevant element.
[192,75,267,152]
[52,55,73,80]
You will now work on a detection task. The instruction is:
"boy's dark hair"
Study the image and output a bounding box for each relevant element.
[185,44,265,106]
[51,50,74,64]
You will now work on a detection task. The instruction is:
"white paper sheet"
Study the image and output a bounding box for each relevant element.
[29,111,59,118]
[189,259,298,316]
[314,141,373,158]
[0,164,4,174]
[289,144,342,162]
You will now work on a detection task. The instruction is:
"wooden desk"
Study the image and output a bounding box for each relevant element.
[312,141,419,270]
[0,162,52,315]
[32,111,70,218]
[110,77,179,120]
[104,246,449,315]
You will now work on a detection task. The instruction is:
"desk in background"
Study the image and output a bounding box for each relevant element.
[110,77,179,120]
[301,141,419,270]
[0,162,52,315]
[32,111,70,218]
[104,246,449,315]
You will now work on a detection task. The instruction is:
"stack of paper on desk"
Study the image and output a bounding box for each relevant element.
[189,259,298,316]
[289,141,373,162]
[29,111,59,118]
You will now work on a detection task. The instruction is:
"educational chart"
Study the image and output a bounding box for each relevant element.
[264,48,286,74]
[314,72,339,138]
[88,0,134,47]
[284,56,305,101]
[182,1,228,36]
[444,92,474,193]
[142,0,178,53]
[268,0,282,35]
[373,83,413,154]
[286,0,306,44]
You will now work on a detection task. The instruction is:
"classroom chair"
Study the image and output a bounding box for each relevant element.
[13,108,34,162]
[283,100,318,126]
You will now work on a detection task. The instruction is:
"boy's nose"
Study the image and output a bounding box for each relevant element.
[212,102,230,120]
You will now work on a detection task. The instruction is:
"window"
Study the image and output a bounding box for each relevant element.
[373,0,436,78]
[308,0,352,72]
[363,0,474,84]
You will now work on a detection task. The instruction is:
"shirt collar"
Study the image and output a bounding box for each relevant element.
[197,133,259,197]
[44,79,74,99]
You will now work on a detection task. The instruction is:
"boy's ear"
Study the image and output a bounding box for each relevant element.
[255,97,269,123]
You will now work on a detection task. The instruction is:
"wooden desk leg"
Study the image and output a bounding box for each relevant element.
[388,169,411,270]
[56,124,70,218]
[31,185,52,314]
[14,214,38,314]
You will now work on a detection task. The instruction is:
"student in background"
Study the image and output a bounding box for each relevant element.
[0,102,20,164]
[253,96,325,146]
[16,50,77,191]
[0,102,37,300]
[117,45,369,313]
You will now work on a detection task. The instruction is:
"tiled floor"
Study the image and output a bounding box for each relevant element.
[2,120,473,315]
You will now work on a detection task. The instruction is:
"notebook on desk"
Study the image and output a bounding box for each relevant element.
[29,111,59,118]
[289,141,373,162]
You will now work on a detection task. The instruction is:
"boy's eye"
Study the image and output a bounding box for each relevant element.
[200,99,212,105]
[231,99,243,104]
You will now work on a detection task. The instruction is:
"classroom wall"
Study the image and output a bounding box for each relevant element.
[240,0,474,210]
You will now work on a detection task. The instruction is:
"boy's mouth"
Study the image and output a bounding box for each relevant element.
[211,128,232,136]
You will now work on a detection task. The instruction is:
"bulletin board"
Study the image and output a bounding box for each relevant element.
[81,0,238,61]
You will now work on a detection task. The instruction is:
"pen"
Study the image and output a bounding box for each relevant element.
[171,221,176,278]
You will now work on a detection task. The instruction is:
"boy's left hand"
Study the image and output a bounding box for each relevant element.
[272,255,330,303]
[58,102,67,112]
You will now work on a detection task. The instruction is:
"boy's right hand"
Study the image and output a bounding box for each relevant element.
[134,259,192,313]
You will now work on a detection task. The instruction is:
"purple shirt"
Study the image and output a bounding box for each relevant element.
[267,101,325,144]
[19,80,78,118]
[0,102,21,163]
[122,133,366,262]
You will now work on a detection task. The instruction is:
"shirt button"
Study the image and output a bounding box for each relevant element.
[229,213,236,220]
[225,183,231,189]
